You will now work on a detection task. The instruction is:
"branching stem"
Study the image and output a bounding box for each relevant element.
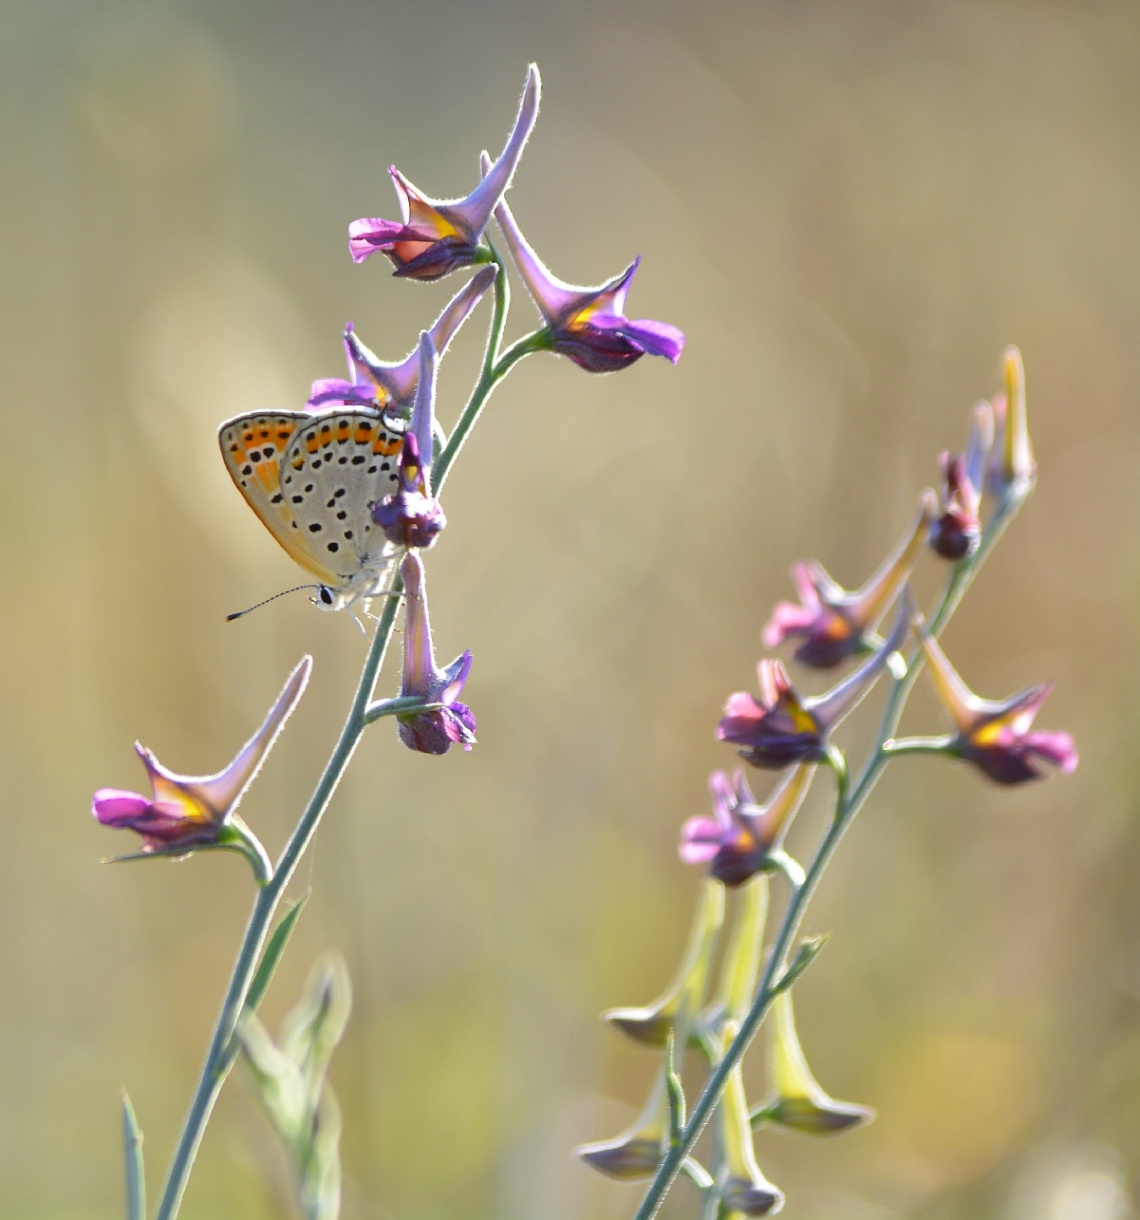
[631,484,1030,1220]
[153,254,543,1220]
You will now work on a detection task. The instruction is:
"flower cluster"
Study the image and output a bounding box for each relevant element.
[580,350,1076,1214]
[93,62,688,868]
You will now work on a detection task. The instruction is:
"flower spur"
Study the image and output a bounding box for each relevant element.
[92,657,312,881]
[306,266,496,419]
[898,601,1077,784]
[348,65,540,280]
[483,152,685,372]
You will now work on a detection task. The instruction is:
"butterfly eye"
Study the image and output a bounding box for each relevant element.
[319,587,335,606]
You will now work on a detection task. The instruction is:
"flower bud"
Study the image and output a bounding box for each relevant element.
[714,1021,784,1215]
[927,453,980,561]
[604,877,724,1046]
[755,992,874,1135]
[576,1069,668,1181]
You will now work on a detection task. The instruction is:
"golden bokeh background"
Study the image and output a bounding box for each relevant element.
[2,1,1138,1217]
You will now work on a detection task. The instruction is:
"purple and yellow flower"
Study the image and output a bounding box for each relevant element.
[762,500,929,668]
[753,992,874,1135]
[680,765,813,887]
[719,604,908,769]
[348,66,540,280]
[371,333,447,548]
[928,452,981,562]
[910,608,1077,785]
[92,657,311,869]
[485,154,685,372]
[714,1021,785,1216]
[396,551,475,755]
[306,266,496,418]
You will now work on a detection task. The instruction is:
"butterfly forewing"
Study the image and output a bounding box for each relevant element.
[279,411,403,580]
[219,411,345,584]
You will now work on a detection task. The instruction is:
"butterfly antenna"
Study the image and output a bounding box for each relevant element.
[226,585,323,621]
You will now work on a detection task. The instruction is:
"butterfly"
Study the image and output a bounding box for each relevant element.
[219,409,406,611]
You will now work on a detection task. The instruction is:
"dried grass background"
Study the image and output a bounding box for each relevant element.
[1,2,1138,1217]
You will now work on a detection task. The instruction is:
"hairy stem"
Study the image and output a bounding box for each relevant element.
[154,264,545,1220]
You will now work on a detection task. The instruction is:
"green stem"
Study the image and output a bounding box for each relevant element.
[432,242,550,498]
[631,486,1031,1220]
[362,695,444,724]
[848,485,1026,812]
[882,736,953,758]
[154,588,401,1220]
[154,261,546,1220]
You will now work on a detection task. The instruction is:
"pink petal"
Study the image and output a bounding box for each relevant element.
[92,789,151,825]
[679,817,723,864]
[762,600,817,649]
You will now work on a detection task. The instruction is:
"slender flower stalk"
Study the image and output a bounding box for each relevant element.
[630,354,1064,1220]
[151,250,547,1220]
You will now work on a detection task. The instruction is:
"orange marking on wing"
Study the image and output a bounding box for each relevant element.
[337,420,351,443]
[306,434,320,454]
[255,459,281,494]
[373,434,402,457]
[354,423,373,443]
[292,455,305,470]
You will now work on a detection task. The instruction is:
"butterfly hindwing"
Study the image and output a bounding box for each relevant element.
[279,411,404,581]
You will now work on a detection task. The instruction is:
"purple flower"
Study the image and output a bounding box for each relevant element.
[396,552,476,755]
[680,765,813,886]
[92,657,311,854]
[911,607,1077,784]
[720,602,908,769]
[763,499,929,668]
[306,266,496,418]
[348,66,540,280]
[371,333,447,548]
[928,452,981,561]
[484,154,685,372]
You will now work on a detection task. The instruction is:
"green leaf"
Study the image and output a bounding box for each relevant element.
[121,1091,145,1220]
[245,897,308,1018]
[664,1031,687,1146]
[774,934,830,994]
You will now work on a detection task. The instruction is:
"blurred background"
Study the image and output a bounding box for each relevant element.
[2,1,1138,1217]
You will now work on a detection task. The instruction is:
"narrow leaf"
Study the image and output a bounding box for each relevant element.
[664,1031,686,1146]
[121,1091,145,1220]
[774,934,829,994]
[246,897,308,1018]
